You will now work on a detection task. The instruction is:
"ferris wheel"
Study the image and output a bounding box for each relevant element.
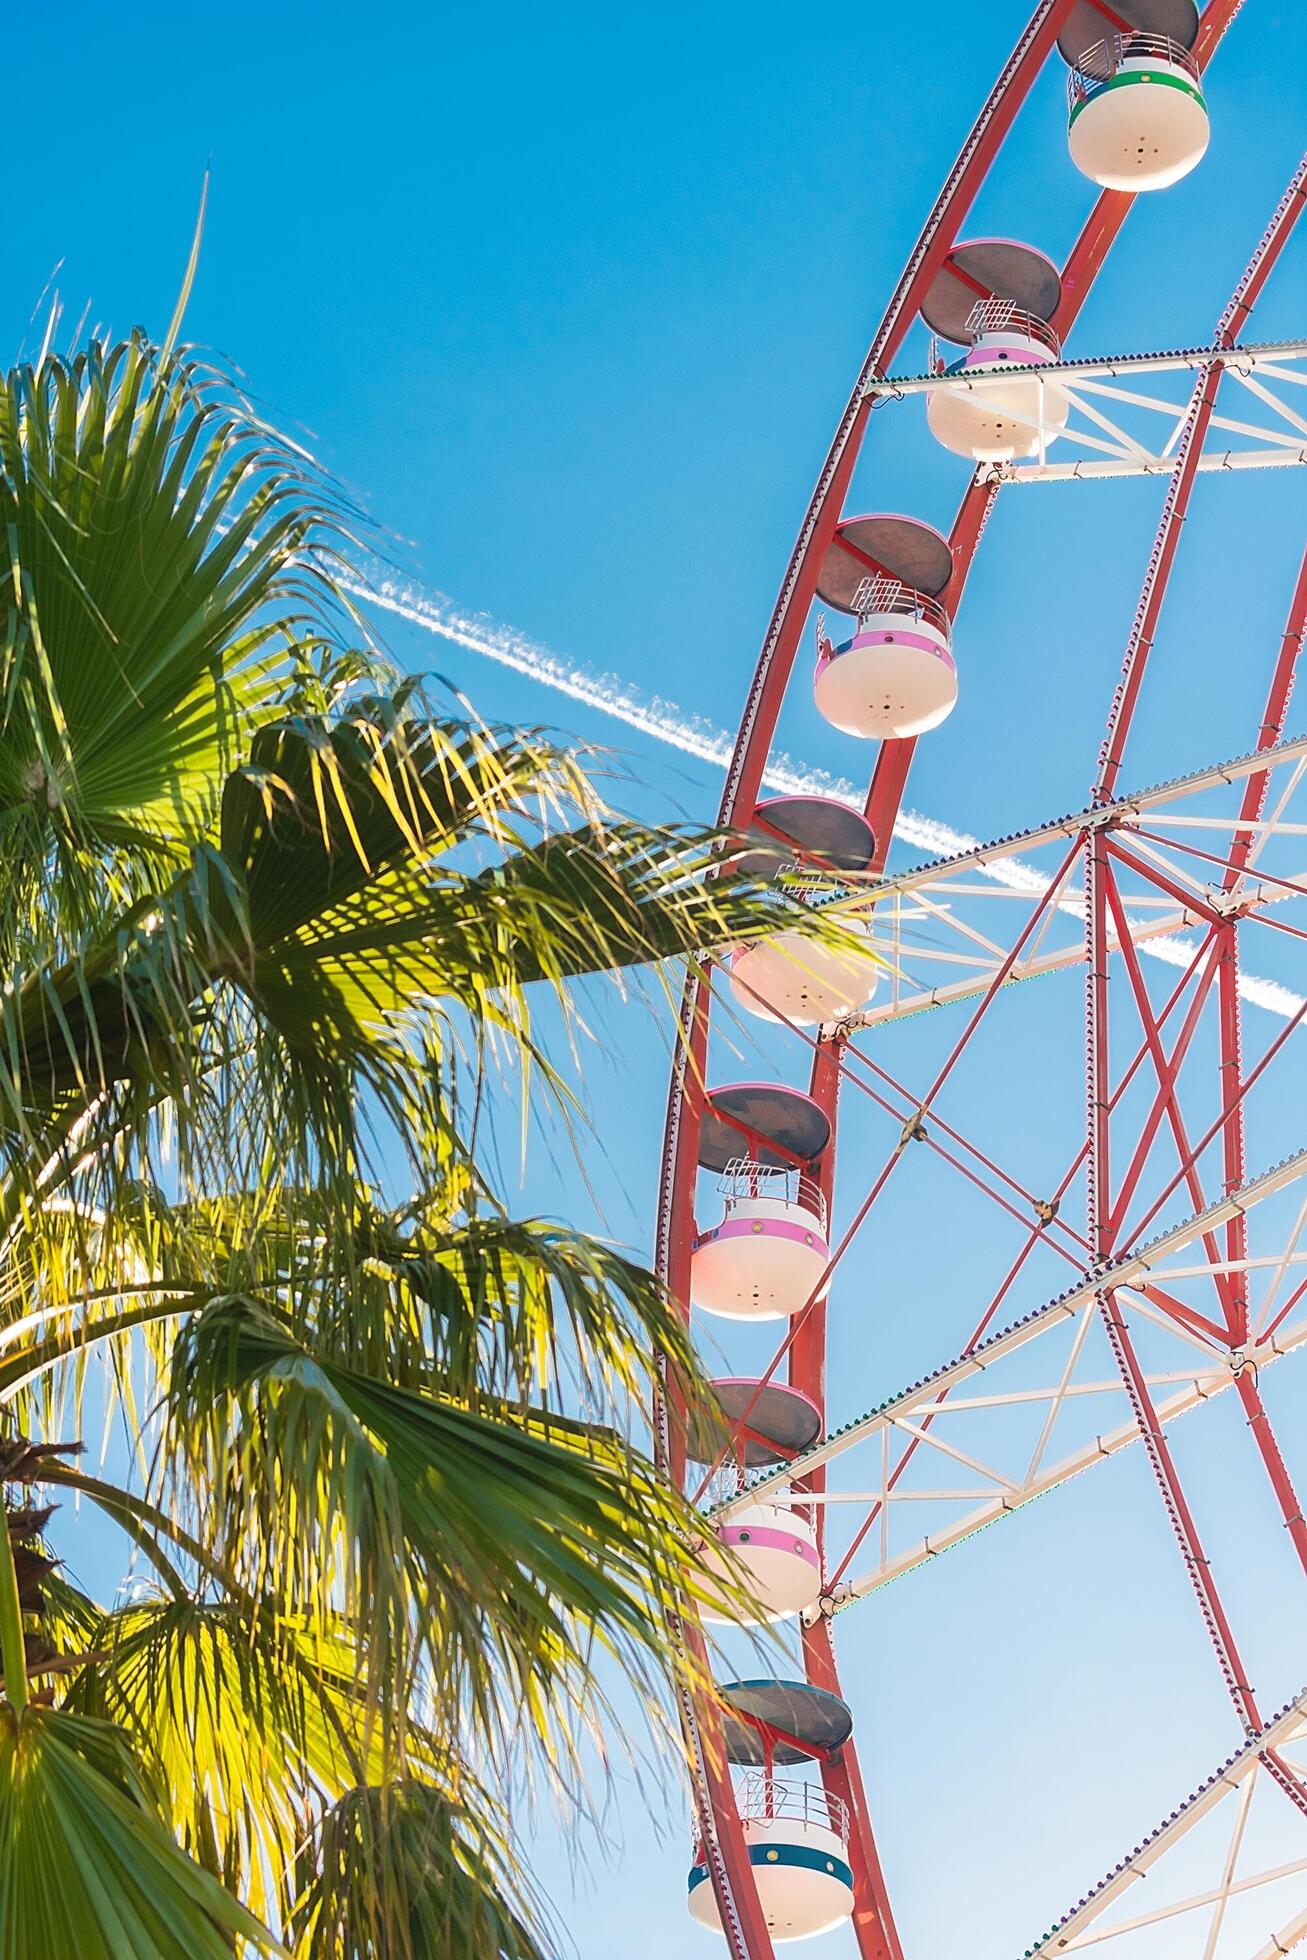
[652,3,1307,1954]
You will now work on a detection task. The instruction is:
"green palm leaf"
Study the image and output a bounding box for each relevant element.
[0,1704,278,1958]
[62,1597,314,1923]
[166,1299,713,1703]
[0,337,356,951]
[292,1781,547,1960]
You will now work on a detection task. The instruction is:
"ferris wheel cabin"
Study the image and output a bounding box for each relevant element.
[1061,1,1208,190]
[727,797,879,1025]
[687,1682,856,1941]
[813,513,957,739]
[698,1494,823,1625]
[689,1379,825,1625]
[687,1376,824,1474]
[690,1083,832,1323]
[922,239,1069,462]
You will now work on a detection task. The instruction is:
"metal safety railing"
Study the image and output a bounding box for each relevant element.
[692,1776,850,1856]
[744,852,854,904]
[964,297,1062,359]
[783,872,864,907]
[748,798,863,904]
[718,1158,828,1229]
[736,1773,849,1838]
[844,572,952,639]
[1068,32,1200,107]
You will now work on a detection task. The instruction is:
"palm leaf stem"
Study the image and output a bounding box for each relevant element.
[0,1294,209,1402]
[48,1473,187,1602]
[0,1285,201,1363]
[42,1469,254,1611]
[44,1468,371,1786]
[0,1489,30,1710]
[0,1093,105,1241]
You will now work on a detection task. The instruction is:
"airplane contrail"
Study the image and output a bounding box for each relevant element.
[343,571,1303,1021]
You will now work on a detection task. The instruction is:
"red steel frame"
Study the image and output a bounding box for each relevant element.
[651,5,1271,1956]
[1077,156,1307,1824]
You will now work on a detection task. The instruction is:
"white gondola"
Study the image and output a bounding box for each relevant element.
[1068,34,1208,190]
[728,798,879,1024]
[926,299,1069,463]
[688,1376,824,1473]
[729,910,877,1027]
[814,575,956,740]
[736,793,877,887]
[691,1160,828,1322]
[700,1492,822,1625]
[688,1777,854,1942]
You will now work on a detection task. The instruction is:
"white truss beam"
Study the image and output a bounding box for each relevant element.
[829,1319,1307,1608]
[854,887,1230,1029]
[1024,1690,1307,1957]
[987,445,1307,485]
[713,1150,1307,1521]
[858,736,1307,907]
[861,340,1307,402]
[861,339,1307,484]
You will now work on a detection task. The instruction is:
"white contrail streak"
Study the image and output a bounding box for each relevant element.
[344,573,1303,1020]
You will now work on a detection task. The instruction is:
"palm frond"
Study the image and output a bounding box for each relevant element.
[292,1781,548,1960]
[164,1299,717,1748]
[0,1703,278,1957]
[64,1596,325,1925]
[0,335,361,952]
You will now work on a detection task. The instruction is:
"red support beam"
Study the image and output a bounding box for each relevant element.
[1207,538,1307,1588]
[1102,834,1227,921]
[653,981,779,1960]
[793,1039,905,1960]
[803,1616,904,1960]
[1099,866,1234,1326]
[1085,829,1266,1737]
[1095,151,1307,804]
[1122,988,1307,1251]
[1265,1274,1307,1343]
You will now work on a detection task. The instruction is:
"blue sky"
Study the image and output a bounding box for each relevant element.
[25,4,1307,1955]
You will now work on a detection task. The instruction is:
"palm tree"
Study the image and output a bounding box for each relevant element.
[0,329,834,1956]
